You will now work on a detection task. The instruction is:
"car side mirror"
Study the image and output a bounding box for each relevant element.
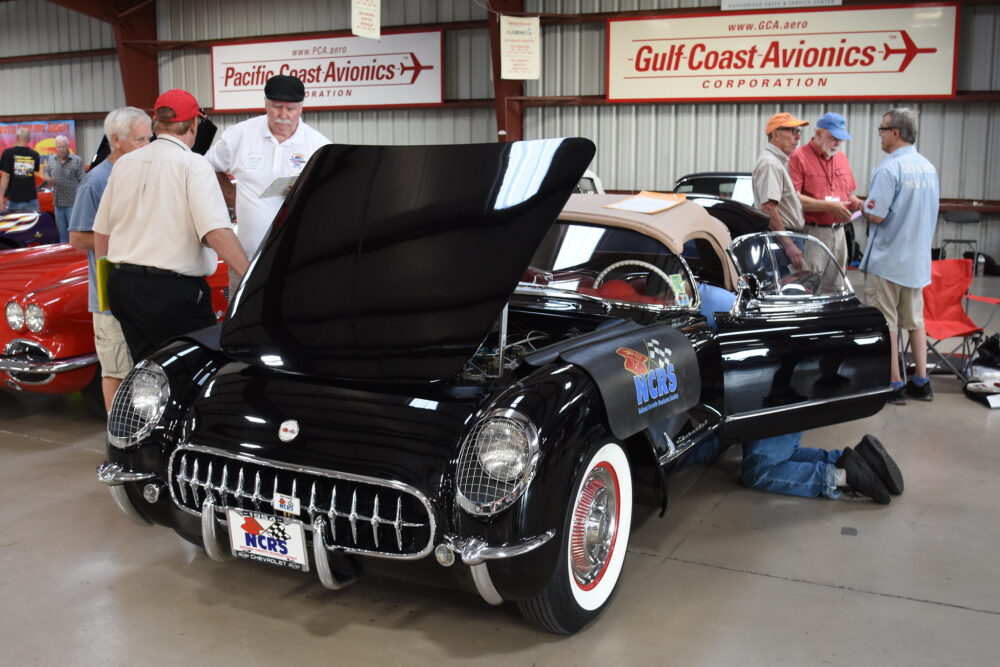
[733,273,760,313]
[737,273,760,297]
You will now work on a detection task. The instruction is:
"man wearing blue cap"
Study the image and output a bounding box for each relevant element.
[788,112,863,292]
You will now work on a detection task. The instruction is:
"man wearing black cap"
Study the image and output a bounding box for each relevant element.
[206,74,330,278]
[93,89,249,361]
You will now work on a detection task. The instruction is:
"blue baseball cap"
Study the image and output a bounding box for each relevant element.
[816,112,851,141]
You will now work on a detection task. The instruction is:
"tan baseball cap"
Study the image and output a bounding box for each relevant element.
[765,112,809,135]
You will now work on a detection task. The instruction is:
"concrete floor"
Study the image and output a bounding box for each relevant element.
[2,275,999,666]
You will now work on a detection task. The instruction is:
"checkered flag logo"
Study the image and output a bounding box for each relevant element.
[263,522,291,541]
[645,338,672,369]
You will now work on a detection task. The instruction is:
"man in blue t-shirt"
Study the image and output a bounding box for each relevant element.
[68,107,152,411]
[860,108,940,404]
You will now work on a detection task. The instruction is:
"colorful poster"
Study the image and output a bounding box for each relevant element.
[607,4,957,102]
[0,120,77,156]
[211,30,443,112]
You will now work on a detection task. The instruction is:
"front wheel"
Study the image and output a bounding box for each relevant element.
[518,438,633,634]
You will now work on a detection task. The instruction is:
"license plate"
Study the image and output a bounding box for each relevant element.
[227,509,309,572]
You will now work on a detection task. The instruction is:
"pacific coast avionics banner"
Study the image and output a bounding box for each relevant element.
[607,4,957,102]
[212,30,443,112]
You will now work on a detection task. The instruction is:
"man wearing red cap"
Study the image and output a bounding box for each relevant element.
[751,111,809,269]
[93,89,250,361]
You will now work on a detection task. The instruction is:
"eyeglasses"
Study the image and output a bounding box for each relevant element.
[877,126,897,133]
[778,127,802,135]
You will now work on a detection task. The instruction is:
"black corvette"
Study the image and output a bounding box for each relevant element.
[97,139,890,634]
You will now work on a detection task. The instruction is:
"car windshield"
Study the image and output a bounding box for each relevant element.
[519,221,697,309]
[730,232,853,299]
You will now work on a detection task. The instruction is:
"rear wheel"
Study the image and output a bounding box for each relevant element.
[518,438,633,634]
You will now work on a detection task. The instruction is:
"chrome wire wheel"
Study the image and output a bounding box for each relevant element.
[570,464,618,589]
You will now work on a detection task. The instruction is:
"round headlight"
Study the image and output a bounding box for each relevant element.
[455,409,539,516]
[108,360,170,449]
[5,302,24,330]
[476,419,531,482]
[25,304,45,332]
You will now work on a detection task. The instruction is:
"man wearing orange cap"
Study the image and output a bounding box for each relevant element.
[93,89,250,361]
[751,112,809,269]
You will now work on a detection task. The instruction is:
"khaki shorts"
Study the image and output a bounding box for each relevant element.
[863,273,924,331]
[93,312,133,379]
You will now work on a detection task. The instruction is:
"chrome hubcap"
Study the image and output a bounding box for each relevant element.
[569,465,617,587]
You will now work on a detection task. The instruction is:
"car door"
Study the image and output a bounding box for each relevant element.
[714,231,891,442]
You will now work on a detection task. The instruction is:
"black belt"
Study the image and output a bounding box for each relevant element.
[803,222,847,228]
[114,262,190,279]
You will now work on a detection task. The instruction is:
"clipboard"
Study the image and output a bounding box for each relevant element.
[96,257,111,312]
[260,176,297,198]
[603,191,686,214]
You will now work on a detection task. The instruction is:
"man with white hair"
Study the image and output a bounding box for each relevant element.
[0,127,41,211]
[69,107,153,410]
[93,89,249,361]
[788,112,863,292]
[206,74,330,287]
[44,134,86,242]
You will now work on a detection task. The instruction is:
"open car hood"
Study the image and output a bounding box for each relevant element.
[221,138,596,382]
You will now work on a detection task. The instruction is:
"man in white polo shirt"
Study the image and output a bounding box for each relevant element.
[206,74,330,285]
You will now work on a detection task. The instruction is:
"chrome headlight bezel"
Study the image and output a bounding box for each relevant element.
[455,408,540,516]
[24,304,45,332]
[108,360,171,449]
[5,301,24,330]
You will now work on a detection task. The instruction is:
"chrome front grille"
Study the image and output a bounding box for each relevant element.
[168,444,435,560]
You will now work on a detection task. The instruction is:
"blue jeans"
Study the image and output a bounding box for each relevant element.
[6,199,38,212]
[741,432,841,499]
[54,205,73,243]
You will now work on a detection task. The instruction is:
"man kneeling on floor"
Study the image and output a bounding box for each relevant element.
[693,282,905,505]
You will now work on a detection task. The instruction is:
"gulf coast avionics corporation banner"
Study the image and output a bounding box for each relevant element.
[212,30,443,112]
[607,4,957,102]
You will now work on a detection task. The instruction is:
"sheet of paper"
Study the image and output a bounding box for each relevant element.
[260,176,297,199]
[604,191,686,214]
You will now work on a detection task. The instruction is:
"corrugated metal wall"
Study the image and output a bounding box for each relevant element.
[521,1,1000,257]
[157,0,497,147]
[523,3,1000,195]
[2,0,998,255]
[0,0,123,117]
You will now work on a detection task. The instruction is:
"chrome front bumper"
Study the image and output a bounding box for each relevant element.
[96,462,156,527]
[0,351,97,373]
[439,532,556,605]
[97,460,555,606]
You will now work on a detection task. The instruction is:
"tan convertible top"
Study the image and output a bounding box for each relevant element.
[558,193,739,290]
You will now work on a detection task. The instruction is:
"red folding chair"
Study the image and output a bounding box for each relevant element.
[922,259,997,380]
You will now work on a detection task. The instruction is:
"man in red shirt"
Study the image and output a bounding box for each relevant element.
[788,112,863,294]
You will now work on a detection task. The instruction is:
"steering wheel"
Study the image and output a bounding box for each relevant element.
[594,260,674,291]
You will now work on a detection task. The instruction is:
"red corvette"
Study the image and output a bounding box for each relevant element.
[1,244,229,412]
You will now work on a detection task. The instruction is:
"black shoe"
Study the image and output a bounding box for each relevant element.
[887,386,906,405]
[904,379,933,401]
[855,434,904,495]
[836,448,891,505]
